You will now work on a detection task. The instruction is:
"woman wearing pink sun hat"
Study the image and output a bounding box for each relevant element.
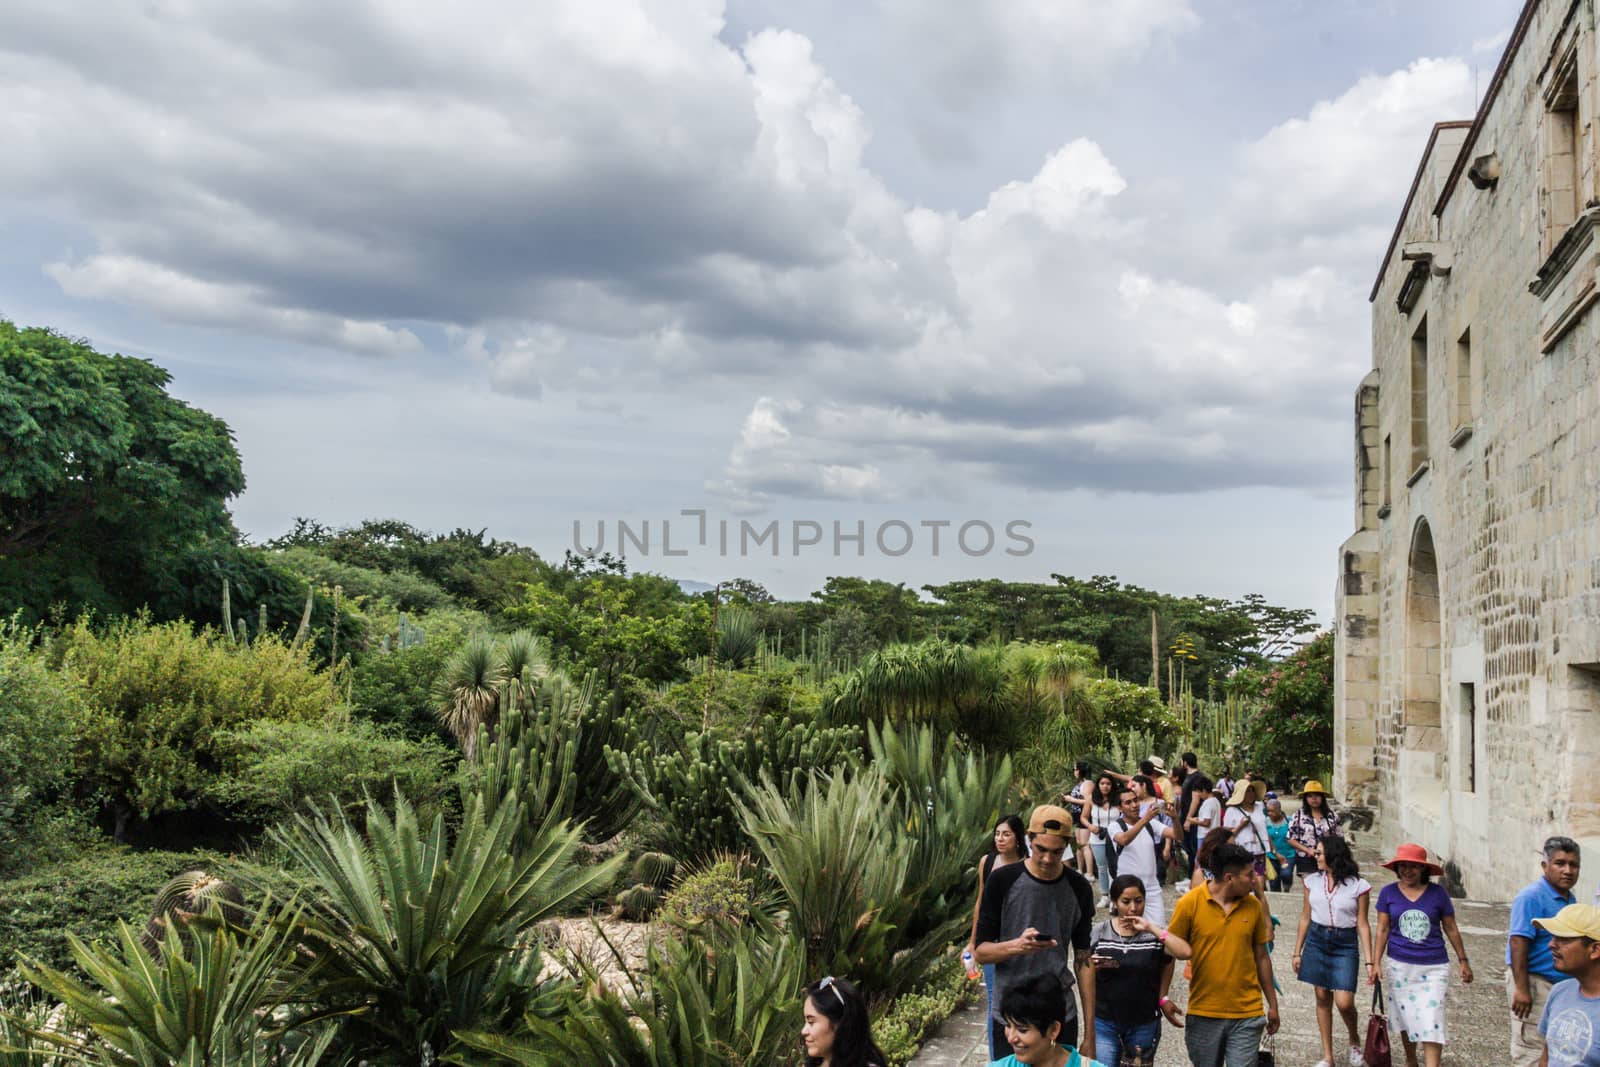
[1369,844,1473,1067]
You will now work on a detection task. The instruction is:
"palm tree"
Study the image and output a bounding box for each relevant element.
[435,633,503,760]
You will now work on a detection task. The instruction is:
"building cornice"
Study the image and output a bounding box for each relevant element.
[1369,122,1474,304]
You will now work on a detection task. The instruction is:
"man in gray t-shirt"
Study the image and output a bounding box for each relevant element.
[975,803,1097,1063]
[1537,904,1600,1066]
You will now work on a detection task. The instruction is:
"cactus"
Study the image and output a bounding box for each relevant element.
[630,851,677,889]
[140,871,246,956]
[614,883,661,921]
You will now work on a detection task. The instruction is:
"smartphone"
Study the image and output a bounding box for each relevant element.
[1028,932,1057,943]
[1090,952,1121,969]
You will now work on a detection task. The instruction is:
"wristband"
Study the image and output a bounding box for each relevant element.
[1158,996,1171,1007]
[1158,929,1169,942]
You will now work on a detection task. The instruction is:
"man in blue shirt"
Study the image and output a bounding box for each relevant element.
[1510,836,1583,1065]
[1535,904,1600,1066]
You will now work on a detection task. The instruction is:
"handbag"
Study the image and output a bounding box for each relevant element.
[1257,1027,1276,1067]
[1263,853,1278,882]
[1362,983,1393,1067]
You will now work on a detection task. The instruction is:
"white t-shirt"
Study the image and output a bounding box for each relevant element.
[1089,803,1116,831]
[1195,796,1222,831]
[1305,871,1372,928]
[1223,805,1269,855]
[1115,819,1161,888]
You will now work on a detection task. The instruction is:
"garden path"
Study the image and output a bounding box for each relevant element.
[910,849,1514,1066]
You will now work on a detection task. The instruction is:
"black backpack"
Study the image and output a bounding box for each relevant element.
[1104,817,1160,882]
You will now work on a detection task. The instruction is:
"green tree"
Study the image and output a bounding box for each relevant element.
[0,322,246,621]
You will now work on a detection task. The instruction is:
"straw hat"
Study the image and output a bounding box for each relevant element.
[1380,842,1444,877]
[1225,779,1255,807]
[1301,779,1329,797]
[1147,755,1168,774]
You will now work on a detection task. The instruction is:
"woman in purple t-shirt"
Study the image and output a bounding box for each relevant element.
[1368,844,1474,1067]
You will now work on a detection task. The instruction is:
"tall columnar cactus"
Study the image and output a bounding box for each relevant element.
[140,870,247,957]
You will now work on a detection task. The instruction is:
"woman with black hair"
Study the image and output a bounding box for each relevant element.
[1082,774,1119,906]
[1067,761,1096,881]
[988,973,1077,1066]
[968,815,1030,1018]
[801,975,886,1067]
[1086,874,1193,1066]
[1292,835,1373,1067]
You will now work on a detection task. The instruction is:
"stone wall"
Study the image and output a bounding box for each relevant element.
[1337,0,1600,902]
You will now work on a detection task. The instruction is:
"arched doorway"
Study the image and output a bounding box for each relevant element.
[1404,520,1444,790]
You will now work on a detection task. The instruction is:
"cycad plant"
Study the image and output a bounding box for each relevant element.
[19,905,335,1067]
[736,766,919,999]
[269,790,622,1062]
[453,919,803,1067]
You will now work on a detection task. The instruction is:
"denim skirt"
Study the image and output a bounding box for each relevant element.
[1299,921,1360,991]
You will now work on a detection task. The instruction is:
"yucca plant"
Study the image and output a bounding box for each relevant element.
[19,904,335,1067]
[714,608,760,670]
[269,790,622,1062]
[452,919,803,1067]
[0,987,70,1067]
[435,633,503,760]
[497,630,549,714]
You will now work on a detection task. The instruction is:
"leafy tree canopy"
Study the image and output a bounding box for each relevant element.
[0,322,245,620]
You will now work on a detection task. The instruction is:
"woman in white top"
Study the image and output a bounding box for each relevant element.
[1292,835,1374,1067]
[1221,779,1270,873]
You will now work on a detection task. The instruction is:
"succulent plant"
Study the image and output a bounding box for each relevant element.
[140,871,246,956]
[614,883,661,922]
[629,851,677,889]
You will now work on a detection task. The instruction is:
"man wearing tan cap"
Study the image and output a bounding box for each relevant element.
[975,803,1098,1062]
[1533,904,1600,1065]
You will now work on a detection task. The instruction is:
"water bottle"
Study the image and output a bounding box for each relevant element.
[961,949,980,980]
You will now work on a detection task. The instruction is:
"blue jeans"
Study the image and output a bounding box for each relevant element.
[1090,840,1111,894]
[1094,1015,1160,1065]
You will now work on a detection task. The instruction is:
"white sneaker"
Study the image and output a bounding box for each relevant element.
[1348,1047,1366,1067]
[1312,1060,1332,1067]
[1096,896,1108,910]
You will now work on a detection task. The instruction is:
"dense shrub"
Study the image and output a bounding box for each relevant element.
[0,847,294,972]
[1232,631,1334,786]
[874,957,979,1067]
[273,546,453,613]
[59,616,338,828]
[348,607,483,740]
[0,621,88,872]
[204,719,459,826]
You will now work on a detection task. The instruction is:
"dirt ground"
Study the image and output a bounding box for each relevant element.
[913,846,1518,1066]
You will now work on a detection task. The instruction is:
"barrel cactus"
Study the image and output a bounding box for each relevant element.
[630,851,677,889]
[140,871,246,955]
[614,883,661,921]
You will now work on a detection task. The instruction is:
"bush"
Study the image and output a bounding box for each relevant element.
[658,855,760,929]
[1233,631,1334,786]
[59,616,338,829]
[874,956,980,1067]
[0,846,294,973]
[0,620,88,873]
[272,546,453,613]
[349,607,484,740]
[204,719,459,827]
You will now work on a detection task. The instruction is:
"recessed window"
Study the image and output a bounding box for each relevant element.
[1410,316,1429,471]
[1543,48,1581,257]
[1457,682,1477,794]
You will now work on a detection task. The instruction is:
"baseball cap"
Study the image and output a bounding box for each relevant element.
[1535,904,1600,940]
[1027,804,1075,842]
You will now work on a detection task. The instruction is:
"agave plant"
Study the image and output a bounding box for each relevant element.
[452,919,803,1067]
[19,904,335,1067]
[269,790,623,1062]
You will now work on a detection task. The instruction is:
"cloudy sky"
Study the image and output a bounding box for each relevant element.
[1,1,1517,611]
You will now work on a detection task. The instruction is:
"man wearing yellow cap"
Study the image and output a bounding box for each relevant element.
[975,803,1098,1062]
[1533,904,1600,1065]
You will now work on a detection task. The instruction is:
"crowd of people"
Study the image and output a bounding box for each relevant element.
[798,755,1600,1067]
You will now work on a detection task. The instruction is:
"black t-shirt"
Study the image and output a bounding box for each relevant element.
[1177,771,1196,833]
[1088,920,1168,1025]
[975,862,1095,1023]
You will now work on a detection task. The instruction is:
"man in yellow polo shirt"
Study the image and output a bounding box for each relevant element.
[1162,842,1281,1066]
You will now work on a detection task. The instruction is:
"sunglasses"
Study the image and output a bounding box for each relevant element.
[816,975,846,1008]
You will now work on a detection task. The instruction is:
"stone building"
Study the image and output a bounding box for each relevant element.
[1335,0,1600,901]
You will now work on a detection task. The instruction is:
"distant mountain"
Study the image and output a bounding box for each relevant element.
[675,578,715,595]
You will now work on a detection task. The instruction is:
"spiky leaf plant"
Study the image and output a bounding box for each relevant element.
[19,903,335,1067]
[269,789,622,1063]
[452,918,803,1067]
[435,633,503,760]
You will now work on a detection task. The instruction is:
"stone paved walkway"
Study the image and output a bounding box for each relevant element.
[911,854,1515,1066]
